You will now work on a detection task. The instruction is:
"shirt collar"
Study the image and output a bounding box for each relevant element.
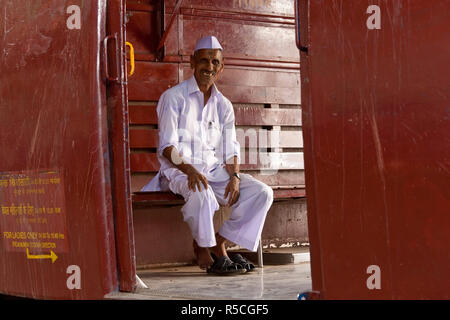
[187,76,221,99]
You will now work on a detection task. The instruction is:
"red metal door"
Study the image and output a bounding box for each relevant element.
[106,0,137,293]
[0,1,118,299]
[299,0,450,299]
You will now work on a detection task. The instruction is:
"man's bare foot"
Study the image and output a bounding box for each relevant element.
[210,233,228,258]
[193,240,214,270]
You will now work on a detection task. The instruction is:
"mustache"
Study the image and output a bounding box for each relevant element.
[201,70,216,76]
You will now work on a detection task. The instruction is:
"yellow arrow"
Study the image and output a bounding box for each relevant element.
[26,248,58,263]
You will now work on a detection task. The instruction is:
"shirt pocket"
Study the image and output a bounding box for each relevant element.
[206,121,222,149]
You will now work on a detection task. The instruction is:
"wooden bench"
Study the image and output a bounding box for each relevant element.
[128,102,306,266]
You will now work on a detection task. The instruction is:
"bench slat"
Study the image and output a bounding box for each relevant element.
[241,152,304,170]
[130,129,159,148]
[130,152,304,172]
[130,128,303,149]
[237,130,303,148]
[132,188,306,206]
[129,105,158,125]
[133,191,184,203]
[129,105,301,126]
[236,106,302,126]
[130,170,306,192]
[130,153,160,172]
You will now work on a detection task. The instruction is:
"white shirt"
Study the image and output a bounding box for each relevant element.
[142,76,240,191]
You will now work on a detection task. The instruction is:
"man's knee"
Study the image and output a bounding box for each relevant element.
[187,187,217,206]
[182,187,219,225]
[260,183,274,204]
[247,179,273,205]
[188,186,211,197]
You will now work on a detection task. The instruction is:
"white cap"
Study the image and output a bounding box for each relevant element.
[194,36,223,53]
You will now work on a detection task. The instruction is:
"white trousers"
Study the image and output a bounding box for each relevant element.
[165,166,273,252]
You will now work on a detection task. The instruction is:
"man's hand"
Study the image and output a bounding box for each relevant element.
[163,146,209,192]
[224,176,240,207]
[186,167,209,192]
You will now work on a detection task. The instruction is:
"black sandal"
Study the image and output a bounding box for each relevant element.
[207,254,246,276]
[230,254,256,273]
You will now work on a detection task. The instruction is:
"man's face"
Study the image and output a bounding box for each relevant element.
[190,49,224,91]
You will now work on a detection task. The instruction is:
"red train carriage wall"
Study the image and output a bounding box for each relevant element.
[0,1,118,299]
[299,0,450,299]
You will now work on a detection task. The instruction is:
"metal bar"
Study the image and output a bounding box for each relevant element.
[257,239,263,268]
[295,0,308,52]
[125,41,135,76]
[103,33,120,82]
[156,0,184,53]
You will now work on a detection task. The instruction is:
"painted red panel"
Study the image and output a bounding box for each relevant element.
[0,1,117,299]
[130,153,160,172]
[125,10,160,55]
[183,66,300,104]
[301,0,450,299]
[179,14,298,62]
[129,105,158,124]
[165,0,296,18]
[127,62,179,101]
[129,129,159,148]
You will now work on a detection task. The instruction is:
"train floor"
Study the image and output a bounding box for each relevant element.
[106,260,312,300]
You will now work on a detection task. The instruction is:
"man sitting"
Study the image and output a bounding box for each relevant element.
[142,36,273,275]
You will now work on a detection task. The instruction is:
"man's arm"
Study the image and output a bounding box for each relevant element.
[221,99,241,207]
[225,155,239,177]
[224,155,240,207]
[162,145,208,192]
[156,92,208,192]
